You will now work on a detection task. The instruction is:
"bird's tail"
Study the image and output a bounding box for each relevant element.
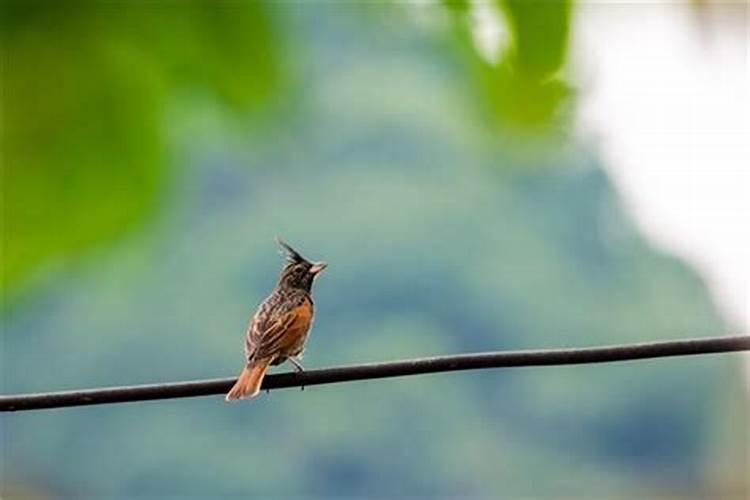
[225,358,272,401]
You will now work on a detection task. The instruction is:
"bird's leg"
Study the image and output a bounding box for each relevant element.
[288,356,305,391]
[288,356,305,372]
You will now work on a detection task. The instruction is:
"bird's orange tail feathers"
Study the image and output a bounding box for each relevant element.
[225,359,272,401]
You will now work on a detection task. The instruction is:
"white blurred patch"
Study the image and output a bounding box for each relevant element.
[573,2,749,384]
[573,3,749,329]
[469,0,510,64]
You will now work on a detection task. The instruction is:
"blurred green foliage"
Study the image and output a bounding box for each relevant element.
[1,1,575,297]
[1,1,279,295]
[446,0,572,128]
[502,0,571,77]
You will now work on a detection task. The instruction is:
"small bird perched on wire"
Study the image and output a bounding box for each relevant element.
[226,239,327,401]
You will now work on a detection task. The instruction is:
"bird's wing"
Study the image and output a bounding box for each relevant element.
[253,304,312,360]
[245,292,312,362]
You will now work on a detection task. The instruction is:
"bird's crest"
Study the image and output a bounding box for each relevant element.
[276,237,309,265]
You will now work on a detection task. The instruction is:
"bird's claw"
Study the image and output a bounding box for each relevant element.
[289,356,305,373]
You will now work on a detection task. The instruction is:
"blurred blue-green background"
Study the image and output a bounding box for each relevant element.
[1,2,747,499]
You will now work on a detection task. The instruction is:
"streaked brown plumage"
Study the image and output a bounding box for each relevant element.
[225,240,326,401]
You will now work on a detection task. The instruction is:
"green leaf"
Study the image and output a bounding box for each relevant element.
[0,2,280,296]
[445,0,573,128]
[499,0,572,78]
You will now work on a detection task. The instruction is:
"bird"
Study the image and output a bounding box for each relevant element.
[225,239,327,401]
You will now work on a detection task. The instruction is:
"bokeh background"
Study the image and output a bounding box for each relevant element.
[1,2,748,499]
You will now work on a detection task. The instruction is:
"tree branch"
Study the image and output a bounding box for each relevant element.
[2,335,748,412]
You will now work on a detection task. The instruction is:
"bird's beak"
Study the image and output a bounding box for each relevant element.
[309,262,327,275]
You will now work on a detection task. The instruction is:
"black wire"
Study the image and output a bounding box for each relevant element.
[2,335,748,412]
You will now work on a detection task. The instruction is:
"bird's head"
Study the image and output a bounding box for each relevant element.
[276,238,327,291]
